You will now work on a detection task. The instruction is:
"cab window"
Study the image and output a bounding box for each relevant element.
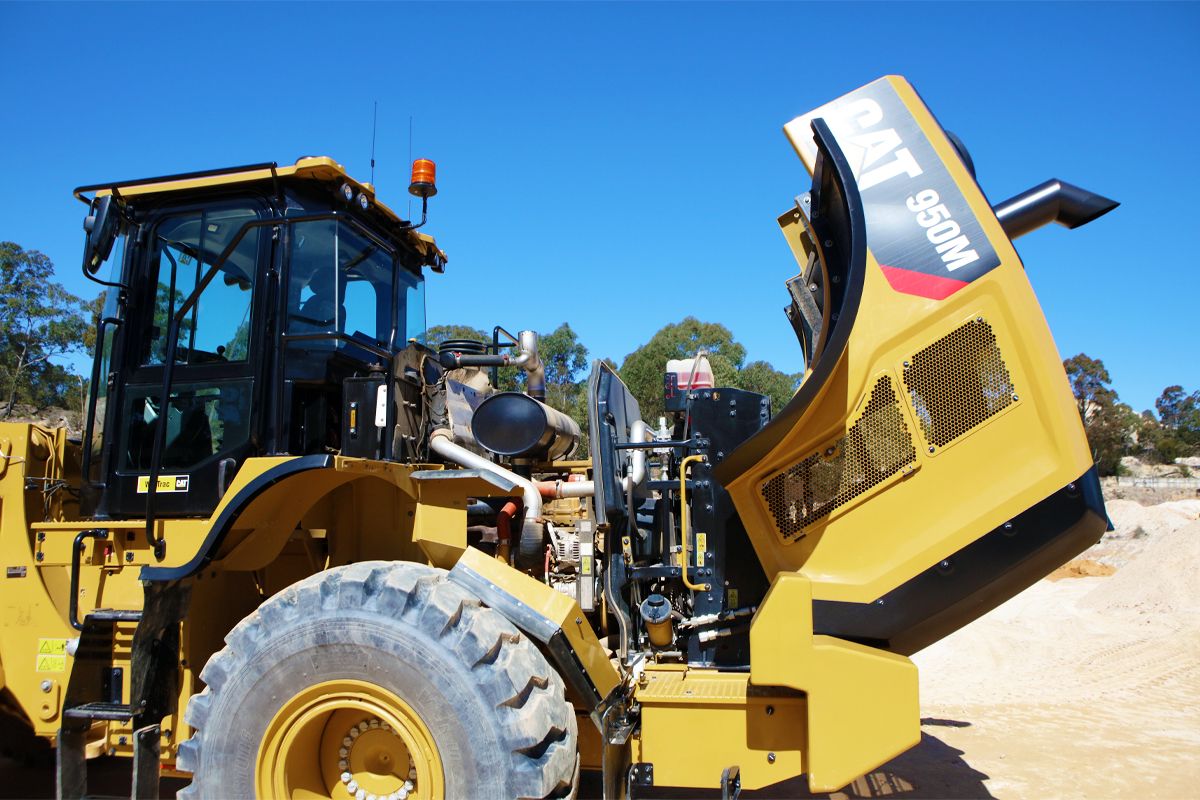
[145,207,260,365]
[286,219,395,349]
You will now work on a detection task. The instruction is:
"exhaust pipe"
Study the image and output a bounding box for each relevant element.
[992,179,1118,240]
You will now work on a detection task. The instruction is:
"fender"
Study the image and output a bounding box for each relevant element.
[140,455,333,582]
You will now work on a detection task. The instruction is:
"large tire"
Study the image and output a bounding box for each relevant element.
[177,561,578,799]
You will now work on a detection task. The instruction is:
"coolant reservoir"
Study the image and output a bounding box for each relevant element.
[665,356,714,390]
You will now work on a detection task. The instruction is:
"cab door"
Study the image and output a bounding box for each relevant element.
[99,200,272,519]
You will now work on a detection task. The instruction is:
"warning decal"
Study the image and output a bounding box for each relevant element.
[36,638,68,672]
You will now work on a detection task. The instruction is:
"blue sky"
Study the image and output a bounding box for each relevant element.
[1,1,1196,413]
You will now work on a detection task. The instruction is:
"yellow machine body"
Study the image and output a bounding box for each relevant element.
[0,75,1112,799]
[0,434,516,767]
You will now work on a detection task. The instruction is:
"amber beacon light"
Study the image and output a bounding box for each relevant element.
[409,159,438,198]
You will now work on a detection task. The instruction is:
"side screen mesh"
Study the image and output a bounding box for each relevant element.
[903,319,1016,449]
[761,375,916,541]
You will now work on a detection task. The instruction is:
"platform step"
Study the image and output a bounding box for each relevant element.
[86,608,143,623]
[63,702,135,721]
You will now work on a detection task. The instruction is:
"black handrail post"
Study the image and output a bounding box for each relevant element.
[69,529,108,631]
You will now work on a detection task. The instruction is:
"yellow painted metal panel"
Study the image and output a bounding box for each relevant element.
[455,547,620,699]
[751,572,918,793]
[634,667,807,790]
[724,75,1095,611]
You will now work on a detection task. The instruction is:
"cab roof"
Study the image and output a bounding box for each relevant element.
[73,156,446,269]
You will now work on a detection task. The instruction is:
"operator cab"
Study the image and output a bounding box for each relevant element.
[76,158,445,521]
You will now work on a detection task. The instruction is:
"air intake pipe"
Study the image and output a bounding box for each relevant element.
[992,179,1118,240]
[437,329,545,401]
[428,428,545,566]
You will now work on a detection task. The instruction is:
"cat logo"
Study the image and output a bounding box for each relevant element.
[784,76,1001,299]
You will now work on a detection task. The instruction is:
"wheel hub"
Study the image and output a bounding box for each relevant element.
[256,679,444,799]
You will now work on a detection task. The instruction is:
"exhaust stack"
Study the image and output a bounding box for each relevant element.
[992,179,1118,239]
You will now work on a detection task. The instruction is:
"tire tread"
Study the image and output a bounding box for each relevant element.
[180,561,577,799]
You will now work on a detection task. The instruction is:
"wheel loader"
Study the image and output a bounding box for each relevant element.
[0,75,1117,799]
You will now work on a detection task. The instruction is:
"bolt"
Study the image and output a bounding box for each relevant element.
[767,752,777,764]
[823,239,833,248]
[766,705,775,716]
[118,735,127,745]
[1012,394,1020,402]
[1003,521,1015,536]
[809,283,818,293]
[928,446,936,454]
[903,360,911,368]
[40,680,52,693]
[125,551,134,562]
[36,552,43,562]
[831,274,840,284]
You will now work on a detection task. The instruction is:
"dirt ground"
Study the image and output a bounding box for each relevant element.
[3,498,1197,799]
[826,497,1200,800]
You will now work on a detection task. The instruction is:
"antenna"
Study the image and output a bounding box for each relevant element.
[370,100,378,185]
[407,115,414,219]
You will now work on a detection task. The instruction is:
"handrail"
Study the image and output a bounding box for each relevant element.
[678,454,711,592]
[73,162,280,206]
[80,316,122,488]
[69,529,108,631]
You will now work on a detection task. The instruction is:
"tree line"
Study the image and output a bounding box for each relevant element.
[3,241,1196,477]
[1064,354,1199,475]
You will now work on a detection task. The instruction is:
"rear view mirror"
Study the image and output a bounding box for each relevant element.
[82,194,120,273]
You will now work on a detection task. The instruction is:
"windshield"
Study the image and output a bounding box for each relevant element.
[286,219,396,350]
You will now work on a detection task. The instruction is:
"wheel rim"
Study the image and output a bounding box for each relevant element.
[256,679,445,800]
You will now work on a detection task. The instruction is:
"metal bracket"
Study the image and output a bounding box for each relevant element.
[131,724,161,800]
[628,761,654,795]
[55,722,88,800]
[722,765,742,800]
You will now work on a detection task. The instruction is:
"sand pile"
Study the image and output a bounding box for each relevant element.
[1082,515,1200,617]
[1087,497,1199,568]
[899,499,1200,798]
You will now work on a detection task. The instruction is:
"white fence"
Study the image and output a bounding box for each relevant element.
[1111,476,1200,490]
